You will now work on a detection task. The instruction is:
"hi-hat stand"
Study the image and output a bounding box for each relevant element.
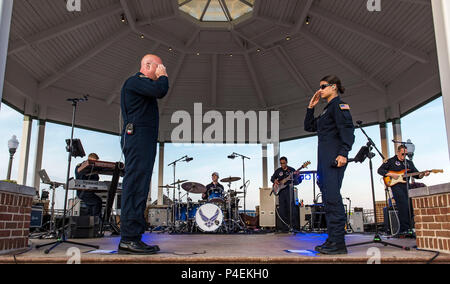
[347,121,410,251]
[36,96,99,254]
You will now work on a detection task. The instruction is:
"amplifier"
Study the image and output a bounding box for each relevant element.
[148,206,169,227]
[67,216,101,239]
[259,188,276,228]
[30,205,44,228]
[349,212,364,233]
[299,206,312,227]
[383,207,400,235]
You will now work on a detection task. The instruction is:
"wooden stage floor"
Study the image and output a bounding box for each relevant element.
[1,232,449,264]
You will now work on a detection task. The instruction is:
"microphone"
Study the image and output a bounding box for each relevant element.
[392,140,413,144]
[185,157,193,162]
[228,154,236,159]
[240,180,250,189]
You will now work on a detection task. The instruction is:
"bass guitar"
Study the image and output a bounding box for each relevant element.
[271,161,311,196]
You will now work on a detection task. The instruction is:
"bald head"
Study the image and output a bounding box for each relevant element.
[140,54,163,80]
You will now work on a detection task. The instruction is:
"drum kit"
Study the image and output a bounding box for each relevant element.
[158,177,246,234]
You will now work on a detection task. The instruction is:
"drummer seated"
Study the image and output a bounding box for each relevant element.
[202,172,225,201]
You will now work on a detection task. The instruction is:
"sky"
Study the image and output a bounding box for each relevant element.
[0,97,449,212]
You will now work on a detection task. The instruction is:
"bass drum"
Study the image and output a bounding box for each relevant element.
[195,203,224,233]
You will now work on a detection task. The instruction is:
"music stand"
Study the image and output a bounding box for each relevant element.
[36,97,99,254]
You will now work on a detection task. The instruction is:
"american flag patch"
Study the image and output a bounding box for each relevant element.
[340,104,350,110]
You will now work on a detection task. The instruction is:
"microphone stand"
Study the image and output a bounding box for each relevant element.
[167,155,191,233]
[229,152,250,214]
[36,96,99,254]
[347,123,410,251]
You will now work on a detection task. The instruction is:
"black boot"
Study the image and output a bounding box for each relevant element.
[314,239,331,252]
[316,242,347,255]
[118,240,160,255]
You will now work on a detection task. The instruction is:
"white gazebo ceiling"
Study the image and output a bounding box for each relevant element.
[2,0,442,142]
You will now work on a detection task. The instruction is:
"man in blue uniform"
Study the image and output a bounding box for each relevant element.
[304,75,355,254]
[202,172,225,201]
[378,145,429,237]
[119,54,169,255]
[75,153,102,217]
[271,157,301,232]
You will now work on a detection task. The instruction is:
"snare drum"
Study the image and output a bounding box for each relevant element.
[195,203,224,233]
[175,203,200,221]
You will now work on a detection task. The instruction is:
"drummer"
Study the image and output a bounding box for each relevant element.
[202,172,225,201]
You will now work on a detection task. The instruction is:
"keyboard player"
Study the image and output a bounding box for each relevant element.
[75,153,102,217]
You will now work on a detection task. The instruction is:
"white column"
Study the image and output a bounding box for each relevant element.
[17,115,33,185]
[0,0,13,110]
[262,144,268,188]
[157,142,165,205]
[379,122,390,160]
[432,0,450,158]
[273,141,280,171]
[32,120,45,192]
[392,118,402,152]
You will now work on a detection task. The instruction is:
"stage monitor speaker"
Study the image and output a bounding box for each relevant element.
[259,188,276,227]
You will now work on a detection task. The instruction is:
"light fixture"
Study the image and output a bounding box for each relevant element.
[306,16,311,25]
[169,47,173,51]
[140,34,145,39]
[286,36,291,41]
[120,14,126,23]
[6,135,19,180]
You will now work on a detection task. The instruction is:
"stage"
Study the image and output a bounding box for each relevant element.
[1,233,449,264]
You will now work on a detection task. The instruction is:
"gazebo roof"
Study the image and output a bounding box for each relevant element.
[2,0,441,142]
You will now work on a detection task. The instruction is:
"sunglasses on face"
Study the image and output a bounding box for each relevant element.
[320,84,333,90]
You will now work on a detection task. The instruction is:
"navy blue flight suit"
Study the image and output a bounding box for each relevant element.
[378,156,422,233]
[304,97,355,244]
[271,166,302,231]
[120,72,169,242]
[74,164,102,217]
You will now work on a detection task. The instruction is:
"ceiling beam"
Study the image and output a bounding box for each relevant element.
[291,0,314,34]
[160,53,187,115]
[8,3,123,56]
[121,0,184,52]
[301,29,387,94]
[309,6,429,63]
[39,27,131,90]
[243,52,267,108]
[107,42,161,105]
[273,46,313,94]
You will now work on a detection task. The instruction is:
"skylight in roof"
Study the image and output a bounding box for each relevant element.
[179,0,254,22]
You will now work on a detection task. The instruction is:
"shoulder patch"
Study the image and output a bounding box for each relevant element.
[339,104,350,110]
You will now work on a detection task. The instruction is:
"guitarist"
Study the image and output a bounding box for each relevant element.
[378,145,430,237]
[271,157,302,232]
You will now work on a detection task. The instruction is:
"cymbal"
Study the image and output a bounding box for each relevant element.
[171,179,188,186]
[220,176,241,183]
[181,182,207,194]
[159,185,175,189]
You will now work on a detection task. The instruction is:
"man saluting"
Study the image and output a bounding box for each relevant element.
[119,54,169,255]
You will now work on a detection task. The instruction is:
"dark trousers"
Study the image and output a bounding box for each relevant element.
[318,148,347,244]
[77,191,102,217]
[391,184,412,232]
[120,126,157,242]
[277,186,300,231]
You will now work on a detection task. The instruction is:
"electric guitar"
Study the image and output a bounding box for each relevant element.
[383,169,443,187]
[271,161,311,196]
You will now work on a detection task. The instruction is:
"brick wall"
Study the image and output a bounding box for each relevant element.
[0,191,33,253]
[413,193,450,254]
